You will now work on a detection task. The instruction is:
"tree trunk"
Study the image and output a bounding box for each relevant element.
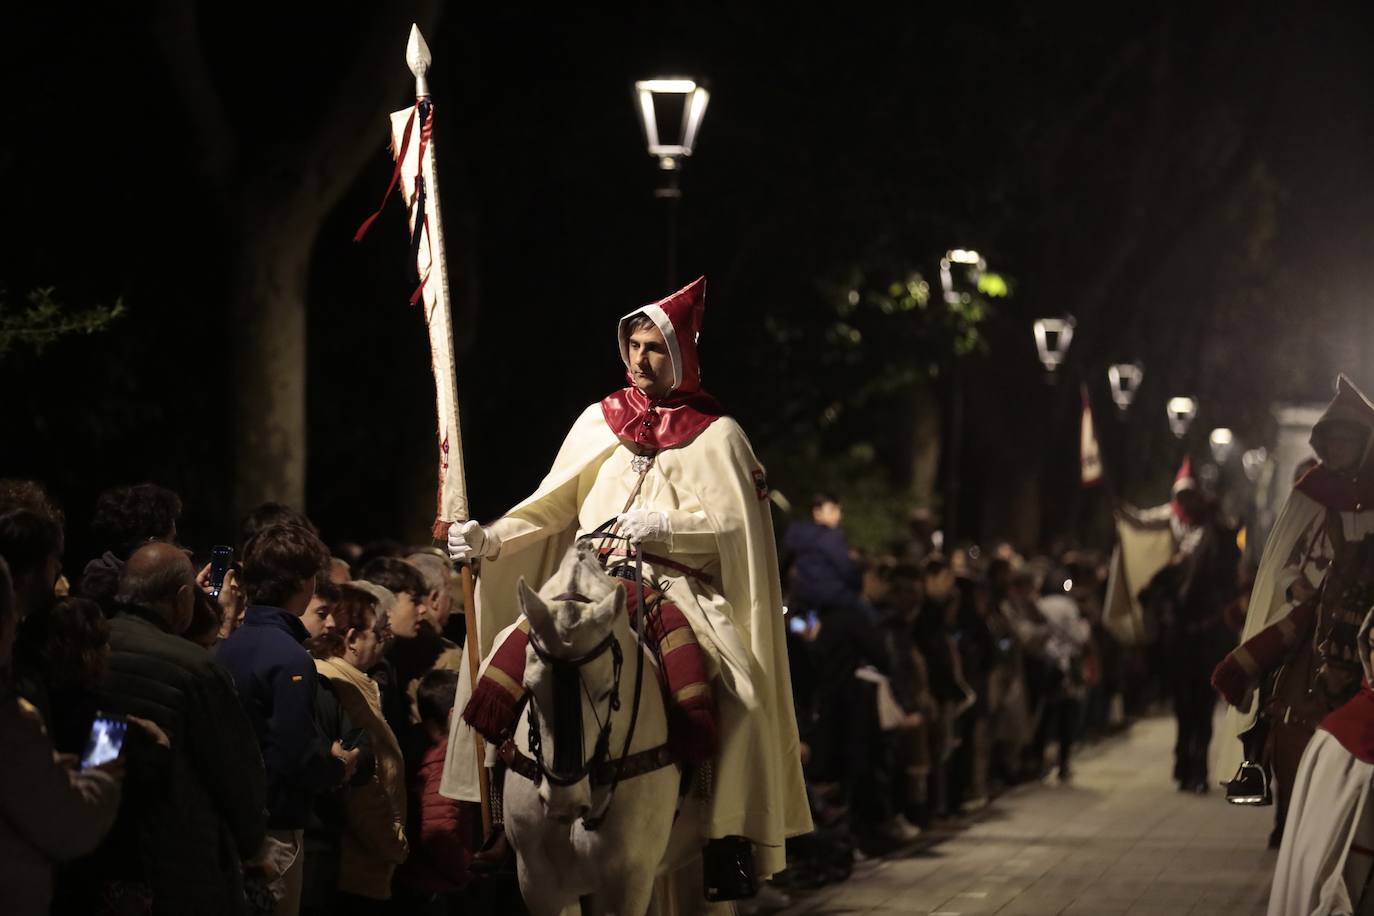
[231,212,315,519]
[909,380,942,510]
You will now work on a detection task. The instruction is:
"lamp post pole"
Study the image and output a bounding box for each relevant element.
[656,169,682,289]
[634,78,709,291]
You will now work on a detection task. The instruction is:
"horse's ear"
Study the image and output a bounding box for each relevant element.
[589,581,625,630]
[518,577,550,630]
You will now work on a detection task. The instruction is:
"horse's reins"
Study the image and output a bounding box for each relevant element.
[523,626,623,788]
[517,454,674,830]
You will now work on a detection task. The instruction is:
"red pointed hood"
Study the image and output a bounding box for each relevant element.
[617,276,707,395]
[1171,456,1197,496]
[602,277,722,453]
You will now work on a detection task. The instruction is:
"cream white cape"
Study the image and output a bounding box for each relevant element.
[1220,491,1374,779]
[1269,729,1374,916]
[440,404,813,872]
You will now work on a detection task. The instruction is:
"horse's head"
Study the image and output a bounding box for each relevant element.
[517,546,626,823]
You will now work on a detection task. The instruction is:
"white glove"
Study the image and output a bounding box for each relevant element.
[448,520,501,561]
[617,510,671,546]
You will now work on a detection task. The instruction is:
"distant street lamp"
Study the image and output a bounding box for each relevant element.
[1209,428,1236,464]
[1107,363,1144,412]
[634,78,710,287]
[1033,316,1075,373]
[939,249,985,304]
[1167,397,1199,439]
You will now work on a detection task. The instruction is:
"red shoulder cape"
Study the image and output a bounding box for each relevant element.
[1294,464,1374,512]
[599,385,723,453]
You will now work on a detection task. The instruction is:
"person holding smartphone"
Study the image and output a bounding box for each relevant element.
[52,542,269,916]
[0,555,123,916]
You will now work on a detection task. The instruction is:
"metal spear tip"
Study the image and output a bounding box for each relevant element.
[406,23,432,80]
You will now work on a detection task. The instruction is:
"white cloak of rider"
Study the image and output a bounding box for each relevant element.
[440,278,813,877]
[1219,376,1374,781]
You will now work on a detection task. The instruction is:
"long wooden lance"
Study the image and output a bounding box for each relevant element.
[358,23,490,833]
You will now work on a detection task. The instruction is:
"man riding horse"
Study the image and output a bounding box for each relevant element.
[440,277,812,896]
[1213,375,1374,840]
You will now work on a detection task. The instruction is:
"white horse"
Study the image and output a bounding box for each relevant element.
[503,544,702,916]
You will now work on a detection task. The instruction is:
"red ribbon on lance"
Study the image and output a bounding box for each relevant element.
[353,102,418,242]
[352,99,428,244]
[407,98,436,306]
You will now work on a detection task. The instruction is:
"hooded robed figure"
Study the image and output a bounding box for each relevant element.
[439,277,812,881]
[1267,607,1374,915]
[1213,375,1374,826]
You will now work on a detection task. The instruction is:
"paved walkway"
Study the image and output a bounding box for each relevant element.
[778,715,1278,915]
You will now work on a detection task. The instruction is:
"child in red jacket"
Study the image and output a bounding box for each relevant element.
[392,669,481,911]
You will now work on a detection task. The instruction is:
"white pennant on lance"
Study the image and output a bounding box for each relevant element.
[375,25,468,536]
[355,23,491,832]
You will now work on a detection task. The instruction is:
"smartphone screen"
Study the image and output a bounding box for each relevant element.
[208,545,233,599]
[81,714,128,769]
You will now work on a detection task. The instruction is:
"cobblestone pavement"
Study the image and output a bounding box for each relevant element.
[776,713,1278,915]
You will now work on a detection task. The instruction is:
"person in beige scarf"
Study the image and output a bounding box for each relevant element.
[309,585,408,906]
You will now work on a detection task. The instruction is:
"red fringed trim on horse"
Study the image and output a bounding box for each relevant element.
[461,579,718,764]
[463,619,531,741]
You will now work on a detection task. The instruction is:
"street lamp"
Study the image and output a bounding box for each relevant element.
[1209,428,1236,465]
[939,249,985,304]
[1107,363,1144,412]
[634,78,710,287]
[1033,316,1075,373]
[1167,397,1199,439]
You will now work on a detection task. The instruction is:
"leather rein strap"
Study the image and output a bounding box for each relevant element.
[500,737,676,789]
[507,459,678,827]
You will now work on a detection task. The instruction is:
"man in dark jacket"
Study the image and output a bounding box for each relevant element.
[1142,486,1239,794]
[215,523,357,916]
[60,543,267,916]
[786,496,903,850]
[784,494,863,618]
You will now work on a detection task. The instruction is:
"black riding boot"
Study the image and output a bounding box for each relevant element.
[470,764,515,874]
[703,835,759,902]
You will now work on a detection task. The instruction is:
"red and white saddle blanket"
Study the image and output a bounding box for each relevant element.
[461,578,718,765]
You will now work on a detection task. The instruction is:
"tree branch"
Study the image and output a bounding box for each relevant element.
[147,0,238,185]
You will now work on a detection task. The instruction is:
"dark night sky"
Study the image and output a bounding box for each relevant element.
[4,3,1374,560]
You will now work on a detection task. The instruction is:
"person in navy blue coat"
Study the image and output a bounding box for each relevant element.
[783,494,864,618]
[215,522,359,916]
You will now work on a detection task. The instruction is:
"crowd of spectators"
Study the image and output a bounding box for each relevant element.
[0,476,1193,915]
[0,480,480,916]
[775,494,1148,894]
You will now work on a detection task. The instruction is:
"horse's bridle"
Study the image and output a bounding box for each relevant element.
[523,623,623,789]
[516,521,659,831]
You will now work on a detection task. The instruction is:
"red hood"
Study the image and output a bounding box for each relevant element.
[617,276,707,395]
[603,277,722,452]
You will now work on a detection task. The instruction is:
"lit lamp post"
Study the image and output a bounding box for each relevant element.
[1166,397,1199,439]
[940,249,985,304]
[1108,363,1144,412]
[1242,447,1269,483]
[1033,316,1075,375]
[939,249,984,542]
[633,78,710,288]
[1209,427,1237,465]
